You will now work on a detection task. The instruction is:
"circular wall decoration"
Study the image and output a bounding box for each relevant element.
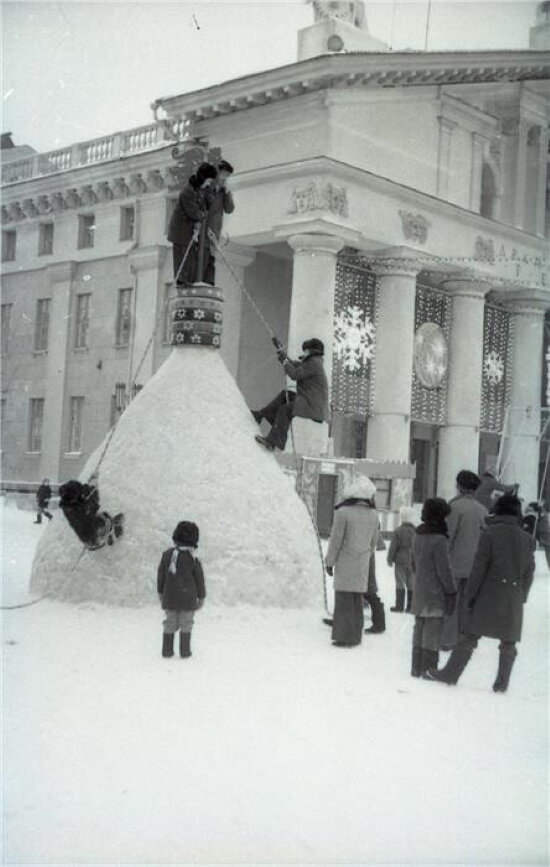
[414,322,448,389]
[327,34,344,51]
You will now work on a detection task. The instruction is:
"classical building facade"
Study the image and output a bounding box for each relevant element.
[2,2,549,504]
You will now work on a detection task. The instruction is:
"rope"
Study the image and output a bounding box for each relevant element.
[1,593,51,610]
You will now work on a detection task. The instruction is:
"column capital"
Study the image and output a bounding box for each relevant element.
[441,273,491,299]
[367,246,422,277]
[287,233,345,255]
[47,260,76,285]
[128,244,168,273]
[500,287,550,316]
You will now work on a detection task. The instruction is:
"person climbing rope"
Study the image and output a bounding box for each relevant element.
[58,479,124,550]
[252,337,329,452]
[167,162,218,287]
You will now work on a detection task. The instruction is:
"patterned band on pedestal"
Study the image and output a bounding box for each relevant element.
[171,283,224,348]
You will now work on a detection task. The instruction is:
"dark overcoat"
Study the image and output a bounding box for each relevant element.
[157,547,206,611]
[205,185,234,239]
[447,493,488,577]
[411,531,456,617]
[167,179,206,247]
[284,354,329,422]
[465,515,535,642]
[37,483,52,507]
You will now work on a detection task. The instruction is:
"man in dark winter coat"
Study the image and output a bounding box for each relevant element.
[253,338,329,452]
[203,159,235,285]
[439,470,487,650]
[34,478,53,524]
[425,495,535,693]
[167,162,218,286]
[474,471,518,513]
[157,520,206,659]
[59,479,123,549]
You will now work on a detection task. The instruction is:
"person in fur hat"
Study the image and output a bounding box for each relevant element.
[411,497,456,677]
[324,477,379,647]
[425,495,535,693]
[387,505,416,613]
[203,159,235,285]
[252,337,329,452]
[439,469,488,650]
[157,521,206,659]
[167,162,218,287]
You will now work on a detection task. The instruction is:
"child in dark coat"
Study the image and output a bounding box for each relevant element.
[411,498,456,677]
[34,478,53,524]
[157,521,206,659]
[387,506,416,613]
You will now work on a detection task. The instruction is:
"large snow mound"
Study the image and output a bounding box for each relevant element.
[30,348,323,608]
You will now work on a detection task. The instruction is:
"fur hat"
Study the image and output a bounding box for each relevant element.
[421,497,451,524]
[218,159,234,174]
[494,495,522,518]
[456,470,481,492]
[400,506,416,524]
[341,476,376,502]
[302,338,324,356]
[196,162,218,184]
[172,521,199,548]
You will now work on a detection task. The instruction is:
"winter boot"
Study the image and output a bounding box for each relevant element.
[424,639,475,685]
[34,514,42,524]
[405,590,413,612]
[162,632,175,658]
[180,631,192,659]
[365,598,385,634]
[411,646,422,677]
[420,648,439,678]
[251,410,263,424]
[390,589,405,612]
[255,434,274,451]
[493,644,517,693]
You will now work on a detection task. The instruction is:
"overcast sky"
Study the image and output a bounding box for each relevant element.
[1,0,541,154]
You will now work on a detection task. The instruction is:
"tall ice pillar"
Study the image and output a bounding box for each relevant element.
[437,276,487,501]
[500,291,548,502]
[366,251,419,462]
[286,233,345,455]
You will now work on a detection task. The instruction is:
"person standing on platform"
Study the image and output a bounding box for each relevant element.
[204,160,235,285]
[167,163,218,287]
[439,470,487,650]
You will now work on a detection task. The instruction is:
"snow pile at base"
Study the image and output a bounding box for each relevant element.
[30,348,323,608]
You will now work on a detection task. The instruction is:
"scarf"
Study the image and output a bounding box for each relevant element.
[168,545,195,574]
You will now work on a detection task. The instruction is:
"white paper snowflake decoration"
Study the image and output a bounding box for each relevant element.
[333,305,375,372]
[484,350,504,386]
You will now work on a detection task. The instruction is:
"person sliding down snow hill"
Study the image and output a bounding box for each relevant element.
[58,479,124,550]
[252,337,329,452]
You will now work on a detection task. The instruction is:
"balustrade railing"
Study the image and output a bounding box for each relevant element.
[1,119,185,185]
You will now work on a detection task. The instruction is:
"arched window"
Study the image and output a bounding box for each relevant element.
[480,162,496,219]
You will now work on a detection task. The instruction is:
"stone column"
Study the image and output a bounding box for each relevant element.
[437,277,487,501]
[40,261,76,481]
[500,294,548,502]
[469,132,485,211]
[366,253,420,463]
[514,120,529,230]
[437,117,456,198]
[286,233,345,455]
[215,242,256,379]
[128,245,167,387]
[535,126,549,237]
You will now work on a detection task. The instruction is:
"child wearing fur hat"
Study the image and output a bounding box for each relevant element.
[157,521,206,659]
[411,498,456,678]
[387,506,416,613]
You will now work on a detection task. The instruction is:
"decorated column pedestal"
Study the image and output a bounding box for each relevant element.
[30,280,322,608]
[437,277,487,501]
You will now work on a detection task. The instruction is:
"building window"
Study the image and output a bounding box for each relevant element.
[38,222,54,256]
[1,303,12,355]
[163,282,173,343]
[115,288,133,347]
[78,214,95,249]
[2,230,16,262]
[34,298,51,352]
[110,382,127,427]
[74,293,91,349]
[67,396,84,452]
[28,398,44,452]
[120,205,135,241]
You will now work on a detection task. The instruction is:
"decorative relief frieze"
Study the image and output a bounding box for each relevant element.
[36,195,52,215]
[96,182,113,202]
[80,185,97,206]
[22,199,39,218]
[129,174,147,195]
[7,202,24,221]
[474,235,495,264]
[288,181,349,218]
[50,193,67,214]
[112,178,130,198]
[398,210,430,245]
[65,189,82,209]
[147,169,165,191]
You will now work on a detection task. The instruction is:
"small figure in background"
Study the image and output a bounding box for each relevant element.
[410,497,456,678]
[34,478,53,524]
[157,521,206,659]
[387,505,416,613]
[204,159,235,285]
[167,162,218,287]
[425,495,535,693]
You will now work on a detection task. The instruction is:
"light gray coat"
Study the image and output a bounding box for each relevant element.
[447,493,488,577]
[325,503,379,593]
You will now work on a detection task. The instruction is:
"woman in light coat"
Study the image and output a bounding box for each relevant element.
[325,477,379,647]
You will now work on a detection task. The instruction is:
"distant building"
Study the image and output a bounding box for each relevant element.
[1,1,549,505]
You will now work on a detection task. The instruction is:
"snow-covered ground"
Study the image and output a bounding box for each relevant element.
[2,500,548,865]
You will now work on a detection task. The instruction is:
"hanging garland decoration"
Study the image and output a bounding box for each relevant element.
[480,304,513,434]
[331,257,377,415]
[411,284,452,425]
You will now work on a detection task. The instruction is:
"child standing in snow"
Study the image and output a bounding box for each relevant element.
[157,521,206,659]
[387,506,416,613]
